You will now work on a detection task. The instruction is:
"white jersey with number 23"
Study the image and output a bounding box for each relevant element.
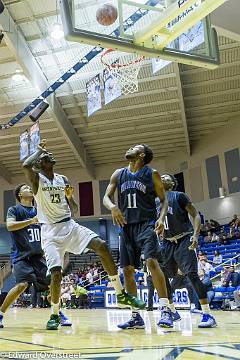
[34,173,71,224]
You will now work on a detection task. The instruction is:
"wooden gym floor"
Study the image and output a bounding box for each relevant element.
[0,309,239,359]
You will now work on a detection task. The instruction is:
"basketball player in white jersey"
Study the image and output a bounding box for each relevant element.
[23,139,145,330]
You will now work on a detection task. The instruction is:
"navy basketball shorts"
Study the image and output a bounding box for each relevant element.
[120,222,161,269]
[13,255,50,291]
[160,235,198,277]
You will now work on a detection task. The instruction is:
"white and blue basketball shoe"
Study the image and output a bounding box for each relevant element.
[59,310,72,326]
[117,312,145,329]
[198,313,217,328]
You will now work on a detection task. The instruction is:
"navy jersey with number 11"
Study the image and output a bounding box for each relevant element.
[117,166,157,224]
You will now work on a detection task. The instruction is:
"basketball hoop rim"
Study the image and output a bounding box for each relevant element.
[101,48,145,69]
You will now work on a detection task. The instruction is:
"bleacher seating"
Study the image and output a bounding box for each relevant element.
[69,250,119,273]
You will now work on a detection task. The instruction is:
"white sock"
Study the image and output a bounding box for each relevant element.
[159,298,170,309]
[0,310,4,316]
[169,302,177,313]
[201,304,210,314]
[190,303,196,310]
[51,302,59,315]
[109,275,123,295]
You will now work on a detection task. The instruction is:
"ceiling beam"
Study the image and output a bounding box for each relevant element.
[0,6,95,178]
[173,63,191,156]
[62,87,178,110]
[0,161,12,184]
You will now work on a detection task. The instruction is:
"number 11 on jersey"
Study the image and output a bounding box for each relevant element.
[127,193,137,209]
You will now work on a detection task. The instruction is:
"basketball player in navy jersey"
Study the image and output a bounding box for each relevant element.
[22,139,144,330]
[104,144,174,329]
[0,184,71,328]
[160,174,217,328]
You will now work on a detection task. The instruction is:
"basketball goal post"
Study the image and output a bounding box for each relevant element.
[60,0,228,69]
[125,0,226,48]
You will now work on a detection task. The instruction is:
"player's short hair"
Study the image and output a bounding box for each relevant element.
[164,173,178,190]
[15,183,27,202]
[141,144,153,164]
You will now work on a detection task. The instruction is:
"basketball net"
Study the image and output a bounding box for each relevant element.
[101,49,144,95]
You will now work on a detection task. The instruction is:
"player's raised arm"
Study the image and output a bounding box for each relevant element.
[62,176,79,215]
[103,169,126,227]
[152,170,168,236]
[22,139,47,194]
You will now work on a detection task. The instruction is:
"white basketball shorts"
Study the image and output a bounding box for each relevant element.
[41,219,98,271]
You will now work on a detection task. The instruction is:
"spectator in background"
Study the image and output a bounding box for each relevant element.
[229,214,240,229]
[212,250,223,266]
[205,220,212,231]
[232,286,240,310]
[200,223,207,236]
[198,251,207,261]
[211,233,219,243]
[222,266,240,288]
[61,283,71,309]
[204,231,213,243]
[199,211,204,225]
[198,270,215,306]
[198,256,214,275]
[219,228,229,245]
[210,219,221,232]
[70,283,88,309]
[86,269,94,289]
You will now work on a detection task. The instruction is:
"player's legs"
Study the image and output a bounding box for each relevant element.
[162,271,181,321]
[88,237,117,276]
[41,224,68,330]
[0,282,28,327]
[140,224,173,328]
[116,229,145,330]
[68,221,145,311]
[88,237,145,310]
[146,275,154,310]
[0,259,34,328]
[123,265,137,296]
[174,236,217,328]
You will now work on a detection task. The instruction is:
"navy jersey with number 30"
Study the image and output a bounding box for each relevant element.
[117,166,157,224]
[7,204,43,264]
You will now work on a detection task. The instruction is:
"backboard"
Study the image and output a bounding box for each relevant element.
[60,0,227,69]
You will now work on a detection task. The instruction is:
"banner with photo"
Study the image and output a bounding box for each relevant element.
[152,42,174,74]
[179,21,204,52]
[103,68,121,105]
[30,121,40,155]
[19,130,29,161]
[86,74,102,116]
[152,58,172,74]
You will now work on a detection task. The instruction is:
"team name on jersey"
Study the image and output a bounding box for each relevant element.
[41,186,64,191]
[121,181,146,194]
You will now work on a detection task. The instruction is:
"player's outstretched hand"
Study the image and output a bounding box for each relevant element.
[111,206,126,227]
[65,185,74,200]
[38,139,47,152]
[188,235,198,250]
[31,216,39,224]
[155,219,164,237]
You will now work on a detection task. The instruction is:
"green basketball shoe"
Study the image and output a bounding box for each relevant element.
[117,289,146,310]
[46,314,60,330]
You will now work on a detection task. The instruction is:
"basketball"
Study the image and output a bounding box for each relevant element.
[96,4,118,26]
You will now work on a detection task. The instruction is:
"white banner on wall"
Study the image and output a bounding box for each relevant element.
[105,287,190,308]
